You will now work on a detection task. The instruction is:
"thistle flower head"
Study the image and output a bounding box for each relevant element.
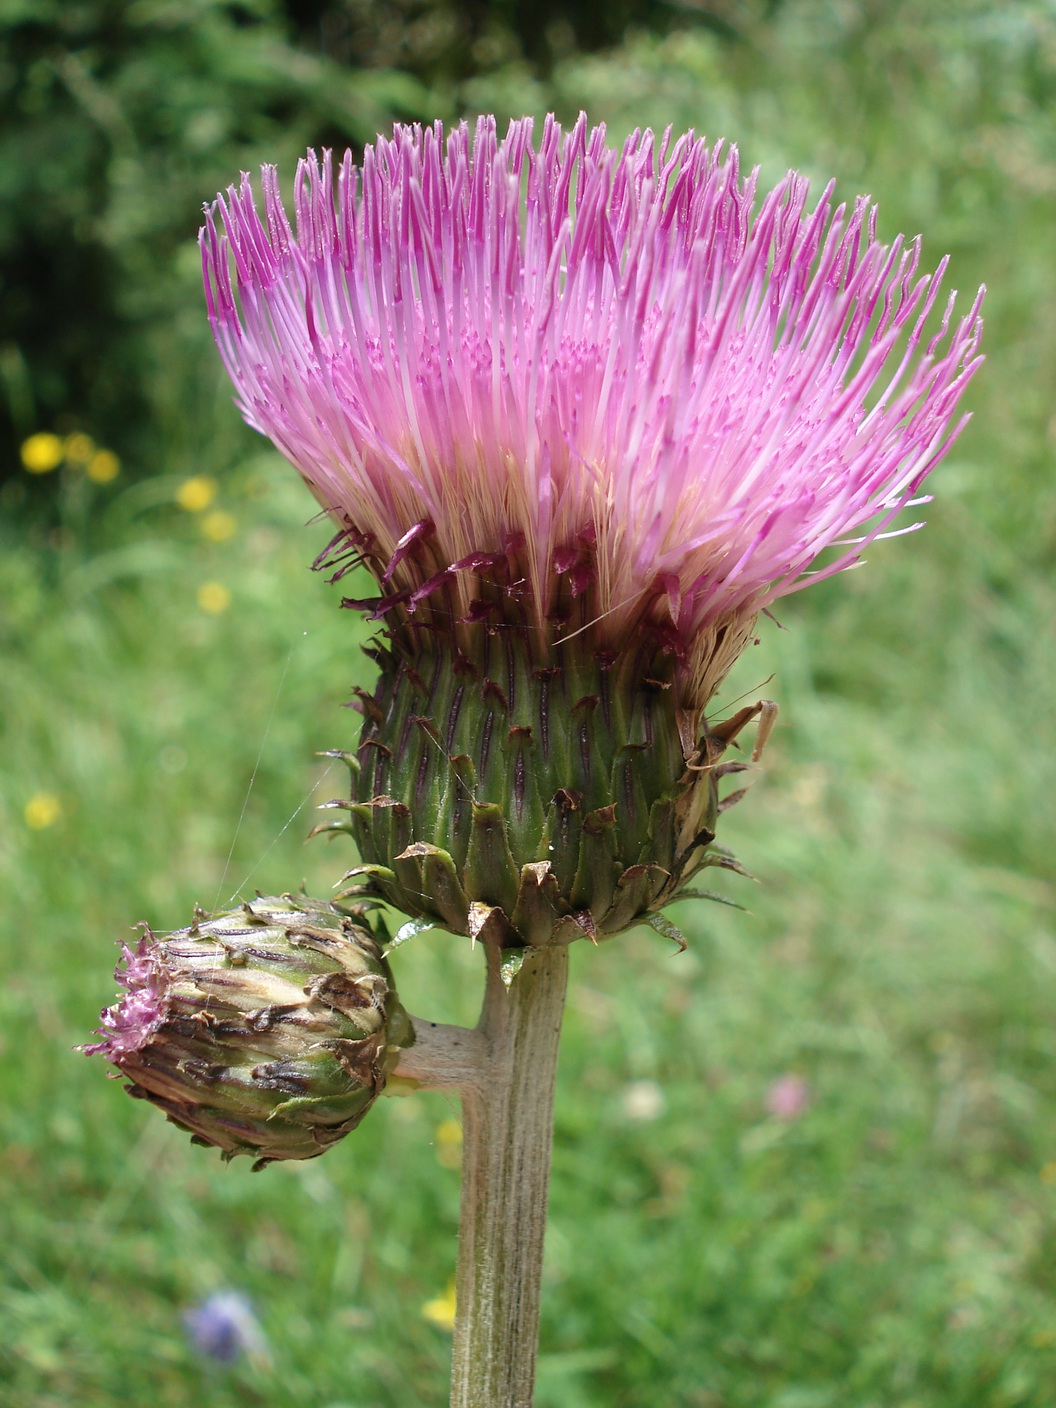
[84,896,412,1167]
[203,113,983,703]
[200,117,983,949]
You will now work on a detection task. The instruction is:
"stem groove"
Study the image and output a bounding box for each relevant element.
[450,943,570,1408]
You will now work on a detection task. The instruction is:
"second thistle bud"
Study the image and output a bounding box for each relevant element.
[85,896,411,1168]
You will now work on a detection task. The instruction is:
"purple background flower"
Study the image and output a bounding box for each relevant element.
[183,1290,269,1367]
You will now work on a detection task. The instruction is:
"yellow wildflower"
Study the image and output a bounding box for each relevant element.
[1040,1162,1056,1186]
[64,432,95,464]
[434,1118,463,1169]
[21,433,64,474]
[421,1281,457,1332]
[25,792,62,829]
[197,581,231,615]
[87,449,120,483]
[176,475,218,512]
[201,509,237,542]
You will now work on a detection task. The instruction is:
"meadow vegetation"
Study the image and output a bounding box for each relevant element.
[2,3,1055,1404]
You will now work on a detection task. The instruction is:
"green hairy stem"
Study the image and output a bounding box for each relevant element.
[392,942,570,1407]
[451,943,569,1408]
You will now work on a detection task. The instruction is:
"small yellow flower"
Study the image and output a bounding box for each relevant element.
[86,449,120,484]
[197,581,231,615]
[421,1281,457,1332]
[25,792,62,829]
[435,1118,463,1169]
[201,509,237,543]
[63,432,95,464]
[21,433,64,474]
[176,475,218,512]
[1040,1161,1056,1186]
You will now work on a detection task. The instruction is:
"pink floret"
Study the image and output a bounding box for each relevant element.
[82,932,168,1060]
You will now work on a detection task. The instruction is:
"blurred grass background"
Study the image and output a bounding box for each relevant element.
[2,1,1056,1405]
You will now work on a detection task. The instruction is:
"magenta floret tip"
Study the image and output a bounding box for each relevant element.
[82,930,167,1060]
[201,115,983,689]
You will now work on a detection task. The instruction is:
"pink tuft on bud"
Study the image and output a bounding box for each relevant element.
[202,115,983,694]
[82,933,167,1059]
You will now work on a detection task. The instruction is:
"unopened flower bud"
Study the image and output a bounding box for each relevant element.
[84,896,412,1168]
[324,634,762,948]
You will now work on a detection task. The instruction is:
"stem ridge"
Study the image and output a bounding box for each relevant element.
[450,943,570,1408]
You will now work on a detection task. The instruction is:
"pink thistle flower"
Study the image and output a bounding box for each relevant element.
[766,1072,811,1122]
[197,116,984,947]
[202,114,982,704]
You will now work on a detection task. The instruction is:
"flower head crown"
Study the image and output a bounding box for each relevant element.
[203,115,982,700]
